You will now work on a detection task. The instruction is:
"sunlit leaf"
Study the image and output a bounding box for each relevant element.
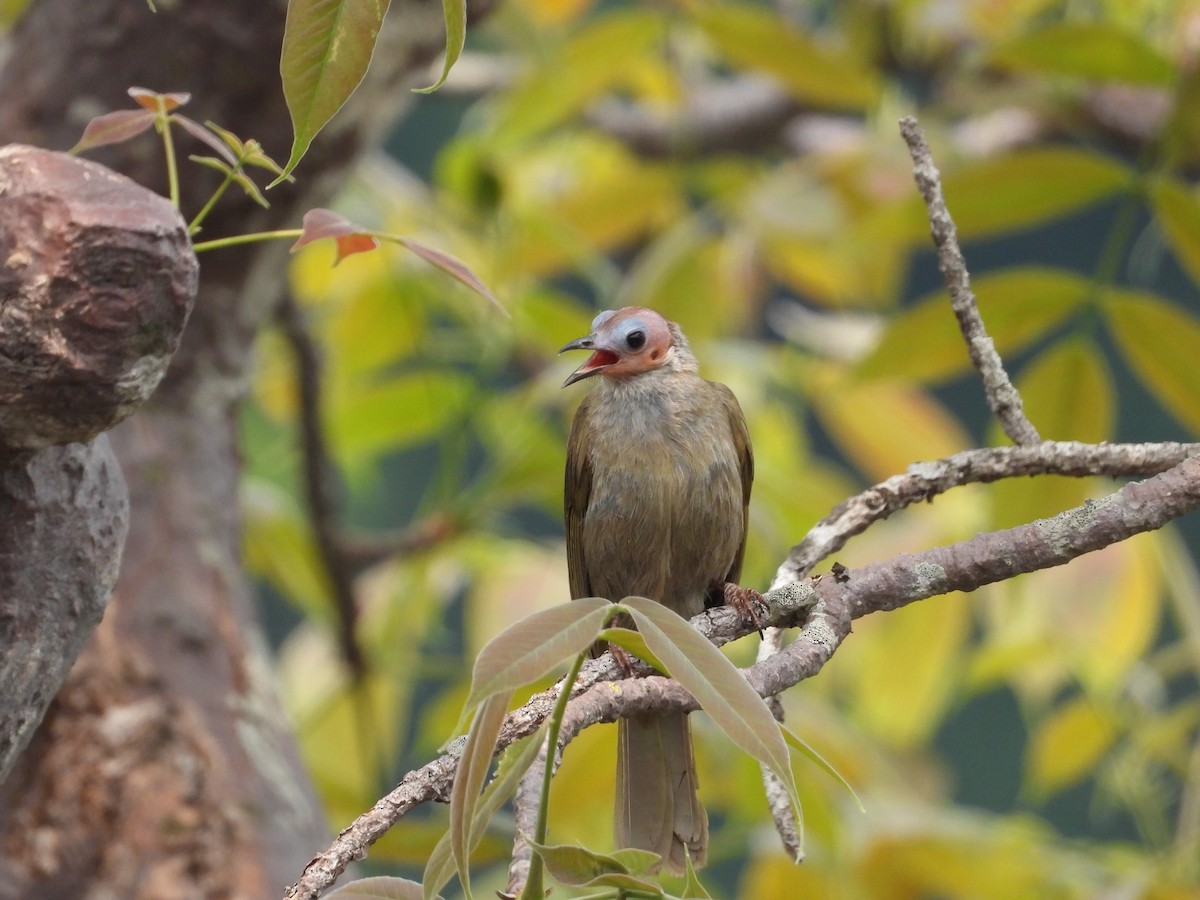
[415,0,465,93]
[1104,288,1200,436]
[620,597,802,838]
[991,23,1174,85]
[424,726,547,900]
[1026,696,1119,797]
[327,371,473,464]
[460,598,612,723]
[857,267,1089,382]
[69,108,156,153]
[941,149,1134,239]
[693,3,880,110]
[1148,176,1200,289]
[848,593,970,747]
[988,340,1113,529]
[278,0,390,182]
[493,10,667,145]
[450,692,510,898]
[327,875,433,899]
[811,374,969,482]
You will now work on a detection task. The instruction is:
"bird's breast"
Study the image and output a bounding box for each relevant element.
[581,389,743,617]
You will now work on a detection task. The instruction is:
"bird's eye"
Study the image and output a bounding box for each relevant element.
[626,330,646,350]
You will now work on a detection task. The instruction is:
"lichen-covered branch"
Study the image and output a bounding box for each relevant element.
[772,440,1200,587]
[283,454,1200,899]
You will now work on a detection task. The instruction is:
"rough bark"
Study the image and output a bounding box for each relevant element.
[0,0,493,895]
[0,145,194,784]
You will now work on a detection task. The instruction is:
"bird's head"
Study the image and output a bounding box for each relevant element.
[560,307,677,387]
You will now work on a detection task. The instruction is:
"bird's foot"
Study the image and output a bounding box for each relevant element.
[609,642,638,677]
[723,582,768,631]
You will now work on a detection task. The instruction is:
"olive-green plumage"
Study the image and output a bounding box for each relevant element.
[562,307,753,873]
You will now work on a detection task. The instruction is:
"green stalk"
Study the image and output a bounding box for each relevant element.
[191,229,302,254]
[159,108,180,210]
[520,650,587,899]
[188,169,237,234]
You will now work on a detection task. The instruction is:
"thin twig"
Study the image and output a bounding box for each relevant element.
[899,116,1041,446]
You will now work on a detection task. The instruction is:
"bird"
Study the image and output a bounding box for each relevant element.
[561,306,755,873]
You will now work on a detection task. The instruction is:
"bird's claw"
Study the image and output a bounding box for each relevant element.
[723,582,767,631]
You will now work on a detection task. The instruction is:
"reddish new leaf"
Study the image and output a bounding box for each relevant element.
[291,208,380,265]
[70,109,156,153]
[128,86,191,111]
[395,236,506,314]
[172,114,239,164]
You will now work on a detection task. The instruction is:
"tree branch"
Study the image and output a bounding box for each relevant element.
[899,116,1040,446]
[771,440,1200,587]
[283,453,1200,899]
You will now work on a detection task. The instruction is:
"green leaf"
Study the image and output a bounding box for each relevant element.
[459,598,612,729]
[618,597,802,838]
[277,0,390,183]
[679,850,713,899]
[857,267,1089,382]
[494,10,667,145]
[423,726,548,900]
[414,0,465,93]
[781,726,864,812]
[327,876,433,899]
[329,371,473,464]
[1104,288,1200,436]
[596,626,666,674]
[693,3,880,110]
[525,839,656,888]
[449,692,510,899]
[991,23,1175,86]
[942,149,1134,239]
[1148,176,1200,288]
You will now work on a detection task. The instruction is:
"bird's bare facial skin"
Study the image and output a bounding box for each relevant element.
[561,306,674,386]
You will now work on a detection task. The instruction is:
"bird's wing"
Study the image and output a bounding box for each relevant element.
[717,382,754,585]
[564,394,595,600]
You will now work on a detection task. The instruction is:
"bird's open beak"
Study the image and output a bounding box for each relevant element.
[560,335,618,387]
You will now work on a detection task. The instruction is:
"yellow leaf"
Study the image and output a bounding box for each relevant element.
[1104,288,1200,437]
[812,374,970,482]
[846,593,971,748]
[693,3,881,110]
[991,23,1175,85]
[1148,176,1200,289]
[858,267,1089,382]
[989,339,1113,529]
[942,148,1134,240]
[1026,696,1119,797]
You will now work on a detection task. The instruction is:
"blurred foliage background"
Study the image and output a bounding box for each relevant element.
[243,0,1200,896]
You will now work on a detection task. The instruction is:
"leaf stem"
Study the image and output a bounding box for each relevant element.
[159,109,180,210]
[191,229,303,253]
[188,171,236,235]
[520,650,587,900]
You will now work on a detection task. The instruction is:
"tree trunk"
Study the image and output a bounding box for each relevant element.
[0,0,489,894]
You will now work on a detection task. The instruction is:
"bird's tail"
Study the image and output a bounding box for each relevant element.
[614,711,708,873]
